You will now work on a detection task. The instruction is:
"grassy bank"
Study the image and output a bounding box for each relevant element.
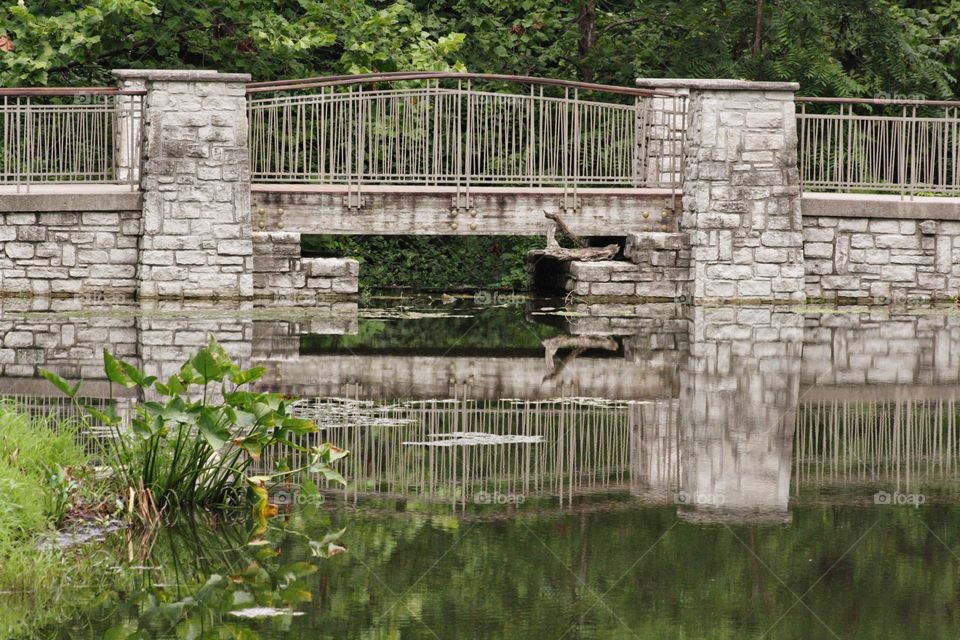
[0,407,114,638]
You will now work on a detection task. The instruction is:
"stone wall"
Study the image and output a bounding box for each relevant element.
[803,216,960,302]
[0,209,141,297]
[527,232,690,300]
[252,232,359,300]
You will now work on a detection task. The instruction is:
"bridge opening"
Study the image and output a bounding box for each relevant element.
[301,234,550,292]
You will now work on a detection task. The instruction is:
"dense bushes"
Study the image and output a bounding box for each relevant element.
[302,235,542,291]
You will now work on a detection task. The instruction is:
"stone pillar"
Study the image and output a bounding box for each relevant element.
[637,79,805,303]
[114,69,253,299]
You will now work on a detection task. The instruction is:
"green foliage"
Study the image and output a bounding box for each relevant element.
[0,408,114,639]
[40,336,346,516]
[302,235,542,291]
[0,409,88,539]
[5,0,958,97]
[0,0,465,86]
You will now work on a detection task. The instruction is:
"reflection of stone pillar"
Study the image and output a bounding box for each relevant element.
[677,307,801,524]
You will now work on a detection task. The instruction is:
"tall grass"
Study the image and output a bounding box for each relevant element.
[0,406,114,639]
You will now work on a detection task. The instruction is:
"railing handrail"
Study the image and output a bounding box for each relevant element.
[0,87,146,97]
[797,96,960,108]
[247,71,668,98]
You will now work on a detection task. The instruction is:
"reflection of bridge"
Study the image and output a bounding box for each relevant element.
[3,300,960,521]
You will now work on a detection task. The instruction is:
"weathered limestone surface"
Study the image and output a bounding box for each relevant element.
[527,232,690,299]
[803,216,960,302]
[252,232,359,299]
[116,69,254,299]
[0,210,141,297]
[679,81,805,303]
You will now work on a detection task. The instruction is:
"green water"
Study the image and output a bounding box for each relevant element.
[8,299,960,638]
[31,502,960,639]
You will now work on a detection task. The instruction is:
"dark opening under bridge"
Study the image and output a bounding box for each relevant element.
[1,69,960,302]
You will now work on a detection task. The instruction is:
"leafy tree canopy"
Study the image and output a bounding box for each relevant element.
[0,0,957,97]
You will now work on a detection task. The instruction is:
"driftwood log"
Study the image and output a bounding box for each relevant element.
[542,211,619,261]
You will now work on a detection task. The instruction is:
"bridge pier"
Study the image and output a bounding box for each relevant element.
[639,79,805,303]
[115,69,255,299]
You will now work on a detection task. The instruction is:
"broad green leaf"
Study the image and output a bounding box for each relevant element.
[231,365,266,386]
[39,368,81,399]
[119,360,156,389]
[191,348,222,383]
[85,404,121,427]
[131,417,155,439]
[309,463,346,487]
[103,349,136,388]
[198,408,230,450]
[281,417,316,435]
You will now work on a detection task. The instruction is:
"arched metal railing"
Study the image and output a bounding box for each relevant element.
[246,72,687,208]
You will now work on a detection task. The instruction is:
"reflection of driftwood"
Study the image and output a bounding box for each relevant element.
[543,211,619,261]
[542,335,618,382]
[545,211,586,247]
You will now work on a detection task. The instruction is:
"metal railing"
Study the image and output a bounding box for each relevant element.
[797,96,960,196]
[247,72,687,208]
[0,87,144,191]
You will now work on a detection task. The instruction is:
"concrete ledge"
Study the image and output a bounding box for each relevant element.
[802,192,960,220]
[113,68,251,83]
[0,186,142,212]
[635,78,799,92]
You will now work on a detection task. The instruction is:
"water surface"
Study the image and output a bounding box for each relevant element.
[7,298,960,639]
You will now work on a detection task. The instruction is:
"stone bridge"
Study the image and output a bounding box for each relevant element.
[1,70,959,303]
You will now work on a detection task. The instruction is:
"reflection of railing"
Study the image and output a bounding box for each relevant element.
[246,72,686,209]
[277,397,643,507]
[0,87,144,192]
[794,397,960,494]
[797,96,960,196]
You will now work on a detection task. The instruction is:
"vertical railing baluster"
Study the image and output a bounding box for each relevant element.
[465,79,472,210]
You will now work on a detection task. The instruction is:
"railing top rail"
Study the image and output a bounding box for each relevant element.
[797,96,960,108]
[0,87,146,97]
[246,71,669,98]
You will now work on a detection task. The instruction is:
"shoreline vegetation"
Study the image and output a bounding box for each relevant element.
[0,338,348,638]
[0,407,103,637]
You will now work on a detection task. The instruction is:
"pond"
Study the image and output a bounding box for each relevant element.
[8,297,960,639]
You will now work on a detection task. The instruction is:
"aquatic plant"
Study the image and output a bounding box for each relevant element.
[40,336,347,519]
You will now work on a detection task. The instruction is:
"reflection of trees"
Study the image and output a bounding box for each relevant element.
[33,500,960,639]
[301,503,960,639]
